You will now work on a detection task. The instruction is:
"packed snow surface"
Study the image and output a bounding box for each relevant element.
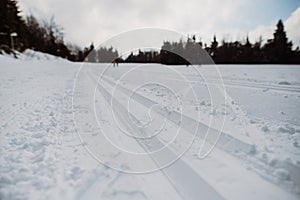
[0,51,300,199]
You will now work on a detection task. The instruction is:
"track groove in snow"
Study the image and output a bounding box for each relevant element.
[97,70,300,194]
[88,70,225,200]
[100,74,257,154]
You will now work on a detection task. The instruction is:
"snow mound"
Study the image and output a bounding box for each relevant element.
[278,81,291,85]
[0,49,69,63]
[19,49,69,62]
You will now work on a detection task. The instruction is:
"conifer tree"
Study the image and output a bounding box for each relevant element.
[263,20,293,63]
[0,0,27,51]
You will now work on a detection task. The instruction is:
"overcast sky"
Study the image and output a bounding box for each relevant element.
[18,0,300,49]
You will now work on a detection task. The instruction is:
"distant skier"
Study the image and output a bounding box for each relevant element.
[112,60,118,67]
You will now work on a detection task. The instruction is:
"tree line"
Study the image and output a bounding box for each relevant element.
[1,0,300,64]
[121,20,300,64]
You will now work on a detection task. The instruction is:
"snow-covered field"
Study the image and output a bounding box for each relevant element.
[0,51,300,199]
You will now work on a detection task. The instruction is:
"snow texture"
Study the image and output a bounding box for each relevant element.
[0,51,299,199]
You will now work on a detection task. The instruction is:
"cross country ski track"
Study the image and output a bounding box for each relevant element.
[84,68,299,200]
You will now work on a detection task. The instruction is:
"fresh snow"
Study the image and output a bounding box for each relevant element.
[0,51,300,199]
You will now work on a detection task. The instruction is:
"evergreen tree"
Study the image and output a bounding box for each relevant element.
[0,0,27,52]
[86,43,96,62]
[238,36,253,63]
[209,35,218,58]
[263,20,293,63]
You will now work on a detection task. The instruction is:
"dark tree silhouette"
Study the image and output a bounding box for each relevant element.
[263,20,293,64]
[207,35,218,58]
[126,49,160,63]
[0,0,27,52]
[25,15,70,59]
[86,43,96,62]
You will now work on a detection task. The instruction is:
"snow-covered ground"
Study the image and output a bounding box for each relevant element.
[0,51,299,199]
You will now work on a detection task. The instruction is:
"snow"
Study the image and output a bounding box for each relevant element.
[0,51,300,199]
[20,49,70,62]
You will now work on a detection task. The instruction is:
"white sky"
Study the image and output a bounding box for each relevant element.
[18,0,300,49]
